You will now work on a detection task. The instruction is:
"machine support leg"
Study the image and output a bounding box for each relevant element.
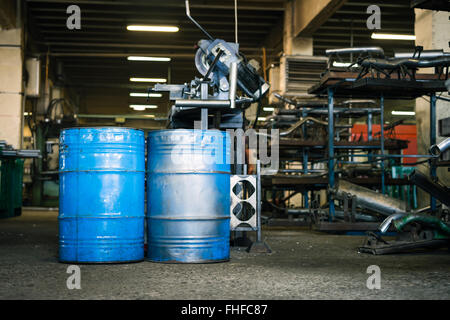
[302,108,309,209]
[380,94,385,194]
[246,159,271,253]
[368,111,373,163]
[201,109,208,130]
[430,93,437,211]
[256,160,262,242]
[200,82,208,130]
[328,88,335,221]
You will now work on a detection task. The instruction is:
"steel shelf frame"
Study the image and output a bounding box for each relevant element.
[325,87,438,219]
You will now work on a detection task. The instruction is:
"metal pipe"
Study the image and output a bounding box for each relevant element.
[342,99,377,106]
[185,0,214,40]
[379,213,406,233]
[333,210,379,222]
[302,107,309,209]
[175,99,231,108]
[430,137,450,157]
[394,50,448,59]
[394,214,450,235]
[200,82,208,130]
[380,94,385,194]
[229,62,238,109]
[325,47,384,57]
[333,180,407,216]
[328,88,335,220]
[203,49,223,80]
[410,170,450,207]
[279,117,328,137]
[234,0,238,44]
[76,114,167,120]
[430,93,437,211]
[378,206,436,233]
[256,159,262,242]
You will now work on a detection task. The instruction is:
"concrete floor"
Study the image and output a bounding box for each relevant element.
[0,209,449,300]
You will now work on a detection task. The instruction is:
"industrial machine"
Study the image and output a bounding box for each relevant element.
[151,0,270,130]
[28,99,77,207]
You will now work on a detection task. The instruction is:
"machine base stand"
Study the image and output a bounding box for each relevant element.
[246,241,272,254]
[231,236,253,248]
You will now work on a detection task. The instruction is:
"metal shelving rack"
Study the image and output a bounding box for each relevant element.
[318,82,441,221]
[263,98,399,227]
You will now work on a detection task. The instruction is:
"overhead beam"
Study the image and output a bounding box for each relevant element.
[36,23,270,34]
[25,0,285,11]
[40,52,272,60]
[35,41,273,52]
[29,7,282,20]
[33,15,275,27]
[293,0,348,37]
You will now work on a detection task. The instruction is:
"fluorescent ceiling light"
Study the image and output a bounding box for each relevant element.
[130,93,162,98]
[127,25,179,32]
[130,105,158,111]
[130,77,167,83]
[127,56,171,62]
[333,61,358,68]
[257,117,267,121]
[263,107,275,112]
[371,33,416,41]
[130,105,146,111]
[392,111,415,116]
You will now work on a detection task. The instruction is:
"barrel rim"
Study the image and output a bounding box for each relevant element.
[61,126,144,133]
[146,258,230,264]
[59,258,144,264]
[147,129,229,136]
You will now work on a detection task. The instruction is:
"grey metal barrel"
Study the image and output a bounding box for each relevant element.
[147,129,231,263]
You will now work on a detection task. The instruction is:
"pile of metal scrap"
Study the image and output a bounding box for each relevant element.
[359,144,450,254]
[357,47,450,81]
[310,180,411,231]
[359,212,450,255]
[309,46,450,98]
[326,46,450,81]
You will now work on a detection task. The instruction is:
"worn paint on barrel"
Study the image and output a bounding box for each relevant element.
[59,127,145,263]
[147,130,231,263]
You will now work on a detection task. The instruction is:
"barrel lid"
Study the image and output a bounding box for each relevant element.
[61,126,144,132]
[147,129,228,135]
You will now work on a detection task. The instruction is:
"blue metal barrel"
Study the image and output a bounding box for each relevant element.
[147,130,231,263]
[59,127,145,263]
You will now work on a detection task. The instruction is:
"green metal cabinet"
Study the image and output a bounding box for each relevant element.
[0,158,24,218]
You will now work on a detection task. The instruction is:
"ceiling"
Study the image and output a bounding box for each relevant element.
[314,0,416,57]
[25,0,285,90]
[23,0,418,118]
